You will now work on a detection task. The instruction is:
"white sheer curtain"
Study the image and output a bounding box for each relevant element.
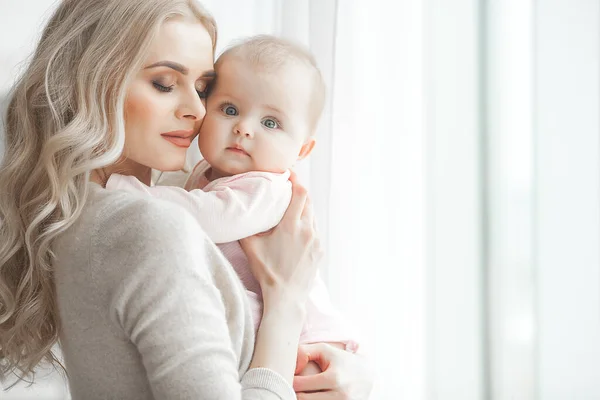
[159,1,436,397]
[324,1,428,398]
[0,0,464,399]
[208,1,477,398]
[0,0,498,399]
[4,1,600,399]
[196,3,431,396]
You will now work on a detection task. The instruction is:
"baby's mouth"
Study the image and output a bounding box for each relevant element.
[226,145,250,157]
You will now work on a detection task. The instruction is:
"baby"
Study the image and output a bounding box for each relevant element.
[107,35,358,373]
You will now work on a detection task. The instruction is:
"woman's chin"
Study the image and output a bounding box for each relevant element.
[154,158,187,173]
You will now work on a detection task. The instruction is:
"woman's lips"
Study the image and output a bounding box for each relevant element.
[162,135,192,148]
[161,132,194,148]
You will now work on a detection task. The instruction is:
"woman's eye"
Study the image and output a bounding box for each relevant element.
[262,118,279,129]
[152,81,173,93]
[222,105,238,116]
[197,82,212,99]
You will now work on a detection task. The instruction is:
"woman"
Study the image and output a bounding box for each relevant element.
[0,0,372,399]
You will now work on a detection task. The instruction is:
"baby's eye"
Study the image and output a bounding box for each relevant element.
[262,118,279,129]
[222,104,238,116]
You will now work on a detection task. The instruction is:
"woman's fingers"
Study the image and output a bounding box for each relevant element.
[301,195,314,224]
[295,343,374,399]
[295,346,311,375]
[294,371,338,394]
[240,171,322,306]
[289,171,314,223]
[282,179,308,224]
[296,391,340,400]
[288,169,299,185]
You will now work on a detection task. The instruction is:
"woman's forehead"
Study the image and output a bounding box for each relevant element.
[145,19,214,74]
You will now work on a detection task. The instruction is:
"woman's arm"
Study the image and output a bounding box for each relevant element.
[102,197,297,399]
[240,174,323,383]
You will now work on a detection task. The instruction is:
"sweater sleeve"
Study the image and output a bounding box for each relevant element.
[98,198,296,399]
[106,171,292,244]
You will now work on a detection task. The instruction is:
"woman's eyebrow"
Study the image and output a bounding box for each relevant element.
[145,61,189,74]
[145,61,216,79]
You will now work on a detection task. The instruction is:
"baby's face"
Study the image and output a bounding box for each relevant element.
[198,57,314,177]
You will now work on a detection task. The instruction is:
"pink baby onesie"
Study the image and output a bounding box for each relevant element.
[107,160,358,350]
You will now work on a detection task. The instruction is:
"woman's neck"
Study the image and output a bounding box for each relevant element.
[90,159,152,187]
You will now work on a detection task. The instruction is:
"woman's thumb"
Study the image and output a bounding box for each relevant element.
[295,345,310,374]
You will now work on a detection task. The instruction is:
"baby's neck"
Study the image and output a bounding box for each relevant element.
[206,166,233,182]
[204,164,287,182]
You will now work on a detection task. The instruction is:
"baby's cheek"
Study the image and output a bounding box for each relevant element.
[198,123,221,158]
[261,147,296,172]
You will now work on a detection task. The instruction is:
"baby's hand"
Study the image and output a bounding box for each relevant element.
[295,344,322,376]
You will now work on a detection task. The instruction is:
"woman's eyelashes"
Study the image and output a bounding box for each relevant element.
[152,80,174,93]
[151,79,210,99]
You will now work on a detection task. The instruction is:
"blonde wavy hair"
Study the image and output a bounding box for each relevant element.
[0,0,216,381]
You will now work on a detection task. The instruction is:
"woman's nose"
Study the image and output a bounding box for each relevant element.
[175,91,206,122]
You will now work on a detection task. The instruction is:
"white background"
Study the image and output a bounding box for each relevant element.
[1,0,599,399]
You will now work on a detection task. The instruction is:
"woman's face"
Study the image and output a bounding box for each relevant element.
[122,18,214,173]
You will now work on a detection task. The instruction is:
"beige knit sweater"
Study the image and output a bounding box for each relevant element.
[53,182,295,399]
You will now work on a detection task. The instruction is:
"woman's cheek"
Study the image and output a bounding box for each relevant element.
[126,83,166,123]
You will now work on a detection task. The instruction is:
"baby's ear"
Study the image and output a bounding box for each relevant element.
[297,137,316,161]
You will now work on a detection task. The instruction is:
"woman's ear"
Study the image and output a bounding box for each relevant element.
[297,138,316,161]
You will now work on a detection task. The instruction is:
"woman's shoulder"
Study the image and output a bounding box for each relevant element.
[55,183,219,297]
[87,182,202,238]
[56,183,209,277]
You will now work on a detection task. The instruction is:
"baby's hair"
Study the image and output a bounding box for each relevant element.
[215,35,326,133]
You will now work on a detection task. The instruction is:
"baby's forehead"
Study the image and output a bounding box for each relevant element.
[215,57,312,100]
[216,54,311,78]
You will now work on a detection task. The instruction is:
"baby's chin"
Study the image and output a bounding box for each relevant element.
[209,163,253,179]
[207,155,290,177]
[215,163,289,178]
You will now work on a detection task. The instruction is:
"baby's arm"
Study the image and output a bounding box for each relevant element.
[106,172,292,243]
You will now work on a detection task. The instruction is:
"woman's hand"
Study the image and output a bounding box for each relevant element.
[240,171,323,308]
[242,171,325,383]
[293,343,374,400]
